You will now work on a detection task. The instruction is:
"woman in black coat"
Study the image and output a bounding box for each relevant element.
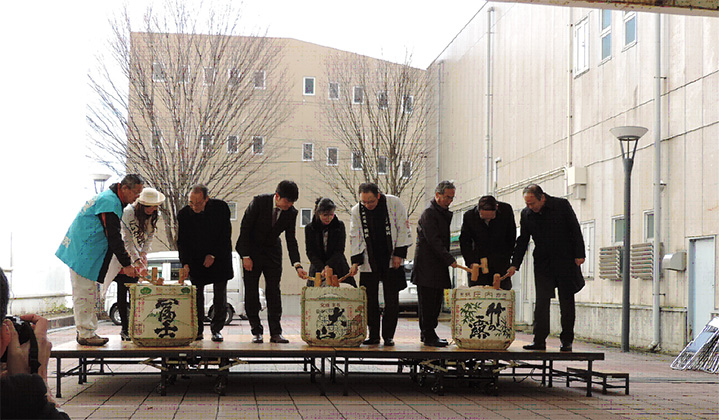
[304,198,356,287]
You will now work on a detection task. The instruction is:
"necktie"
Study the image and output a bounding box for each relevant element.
[272,207,280,226]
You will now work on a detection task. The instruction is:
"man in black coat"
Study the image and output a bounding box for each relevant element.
[509,184,586,352]
[411,181,457,347]
[459,195,516,290]
[177,185,233,342]
[236,180,308,344]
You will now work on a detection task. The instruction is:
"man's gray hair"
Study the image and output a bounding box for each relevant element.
[435,180,456,195]
[191,184,209,198]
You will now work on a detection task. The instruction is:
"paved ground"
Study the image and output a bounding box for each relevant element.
[46,315,718,420]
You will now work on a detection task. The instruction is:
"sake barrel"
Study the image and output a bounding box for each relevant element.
[451,286,515,350]
[129,283,198,347]
[301,285,367,347]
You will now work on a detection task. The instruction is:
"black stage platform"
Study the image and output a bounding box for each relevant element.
[52,335,605,397]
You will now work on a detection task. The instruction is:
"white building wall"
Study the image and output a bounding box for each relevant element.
[429,2,719,352]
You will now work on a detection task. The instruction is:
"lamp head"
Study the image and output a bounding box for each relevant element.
[91,173,112,194]
[610,126,648,141]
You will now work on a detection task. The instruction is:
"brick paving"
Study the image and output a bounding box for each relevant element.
[46,315,719,420]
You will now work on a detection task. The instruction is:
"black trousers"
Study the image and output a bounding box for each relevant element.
[417,285,444,342]
[192,280,227,336]
[243,260,283,336]
[115,274,138,334]
[360,271,399,341]
[533,273,575,345]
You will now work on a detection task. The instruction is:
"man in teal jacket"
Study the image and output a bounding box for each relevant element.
[56,174,144,345]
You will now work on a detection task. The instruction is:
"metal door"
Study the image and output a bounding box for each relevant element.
[688,237,716,340]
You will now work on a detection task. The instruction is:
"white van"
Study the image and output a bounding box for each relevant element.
[104,251,266,326]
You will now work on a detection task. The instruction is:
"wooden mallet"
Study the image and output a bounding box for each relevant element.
[492,273,510,290]
[457,257,489,283]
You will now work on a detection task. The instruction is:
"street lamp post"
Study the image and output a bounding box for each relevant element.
[610,126,648,353]
[91,173,112,194]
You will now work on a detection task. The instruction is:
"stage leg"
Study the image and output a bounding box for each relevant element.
[55,357,62,398]
[548,360,553,388]
[586,360,593,397]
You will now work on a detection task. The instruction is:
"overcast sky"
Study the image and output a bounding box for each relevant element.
[0,0,482,292]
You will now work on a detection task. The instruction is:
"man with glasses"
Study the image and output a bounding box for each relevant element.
[349,183,413,346]
[177,184,233,342]
[459,195,516,290]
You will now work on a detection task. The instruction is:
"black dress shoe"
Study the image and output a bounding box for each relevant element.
[423,339,449,347]
[523,342,546,350]
[363,338,380,345]
[211,332,223,342]
[270,334,289,343]
[252,334,263,343]
[120,331,131,341]
[383,339,395,346]
[195,334,204,341]
[560,344,573,352]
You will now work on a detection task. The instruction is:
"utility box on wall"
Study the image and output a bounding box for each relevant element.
[567,166,587,200]
[662,251,687,272]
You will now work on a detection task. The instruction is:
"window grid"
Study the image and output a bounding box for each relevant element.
[377,156,387,175]
[624,11,637,47]
[353,86,364,104]
[574,17,590,75]
[228,202,238,221]
[302,143,314,161]
[252,136,264,155]
[351,151,362,170]
[327,147,338,166]
[600,9,612,62]
[300,208,312,227]
[303,77,315,95]
[644,211,654,242]
[581,221,595,278]
[401,161,411,179]
[329,82,339,100]
[227,135,238,154]
[203,67,216,85]
[152,62,166,83]
[612,216,625,244]
[254,70,266,89]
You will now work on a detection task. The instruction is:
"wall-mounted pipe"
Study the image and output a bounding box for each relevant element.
[650,12,663,352]
[485,7,494,195]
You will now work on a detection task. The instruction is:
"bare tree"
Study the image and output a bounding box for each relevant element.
[87,1,291,248]
[315,53,431,216]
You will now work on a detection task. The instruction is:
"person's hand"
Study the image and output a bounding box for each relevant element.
[243,257,253,272]
[2,318,30,376]
[203,255,215,268]
[349,264,359,277]
[296,267,308,280]
[575,258,585,266]
[391,256,403,269]
[140,252,148,265]
[451,261,458,268]
[506,266,517,277]
[19,314,51,381]
[321,265,331,278]
[121,265,138,277]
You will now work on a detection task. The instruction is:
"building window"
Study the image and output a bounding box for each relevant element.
[612,216,625,244]
[252,136,264,155]
[377,156,387,175]
[573,17,590,75]
[200,134,212,151]
[179,65,190,84]
[644,211,654,241]
[401,161,411,179]
[581,221,595,278]
[377,91,388,109]
[327,147,338,166]
[600,9,612,62]
[402,95,414,114]
[229,68,242,86]
[624,11,637,47]
[228,202,238,221]
[302,143,314,161]
[303,77,315,95]
[152,62,166,82]
[300,208,312,227]
[353,86,364,104]
[151,128,162,150]
[227,135,238,154]
[254,70,265,89]
[329,82,339,100]
[351,151,362,170]
[204,67,216,85]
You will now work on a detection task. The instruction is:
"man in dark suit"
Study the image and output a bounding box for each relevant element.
[459,195,516,290]
[412,181,457,347]
[177,185,234,342]
[236,180,308,344]
[509,184,586,352]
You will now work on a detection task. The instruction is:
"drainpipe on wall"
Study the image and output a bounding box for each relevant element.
[485,7,494,195]
[650,12,663,352]
[436,61,443,186]
[566,8,574,197]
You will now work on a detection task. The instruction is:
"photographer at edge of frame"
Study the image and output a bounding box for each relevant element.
[0,268,70,419]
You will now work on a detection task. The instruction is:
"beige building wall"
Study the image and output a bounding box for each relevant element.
[131,36,424,315]
[429,2,719,352]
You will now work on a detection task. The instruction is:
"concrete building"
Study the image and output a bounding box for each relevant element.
[428,2,718,352]
[128,34,426,314]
